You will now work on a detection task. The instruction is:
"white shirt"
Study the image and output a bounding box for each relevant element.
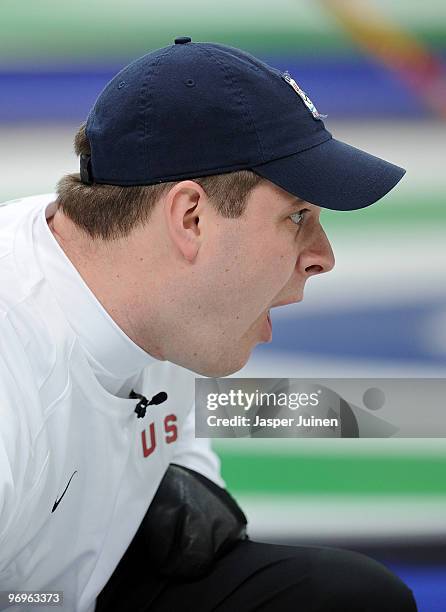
[0,194,224,612]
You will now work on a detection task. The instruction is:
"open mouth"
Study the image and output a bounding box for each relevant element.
[260,309,272,343]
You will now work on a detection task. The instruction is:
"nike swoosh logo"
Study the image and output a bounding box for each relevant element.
[52,470,78,513]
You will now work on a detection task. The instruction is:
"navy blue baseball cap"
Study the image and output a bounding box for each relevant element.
[81,37,406,211]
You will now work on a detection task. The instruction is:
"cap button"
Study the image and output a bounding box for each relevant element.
[174,36,192,44]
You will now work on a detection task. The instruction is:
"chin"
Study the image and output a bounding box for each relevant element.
[191,363,238,378]
[192,351,251,378]
[211,353,252,377]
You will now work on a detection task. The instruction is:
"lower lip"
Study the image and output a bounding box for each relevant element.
[260,311,272,343]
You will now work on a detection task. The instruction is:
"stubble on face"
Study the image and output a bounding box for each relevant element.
[173,182,307,376]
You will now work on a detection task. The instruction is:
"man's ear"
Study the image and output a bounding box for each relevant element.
[163,180,206,262]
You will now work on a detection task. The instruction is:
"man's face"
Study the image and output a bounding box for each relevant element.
[158,179,335,377]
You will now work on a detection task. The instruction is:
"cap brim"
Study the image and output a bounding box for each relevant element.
[252,136,406,211]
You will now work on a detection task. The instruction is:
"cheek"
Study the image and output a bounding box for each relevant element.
[239,247,297,310]
[208,226,296,314]
[260,241,297,282]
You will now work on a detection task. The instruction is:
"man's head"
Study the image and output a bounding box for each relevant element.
[52,39,406,376]
[54,124,333,376]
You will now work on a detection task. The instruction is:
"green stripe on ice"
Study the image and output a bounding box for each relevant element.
[321,193,446,231]
[0,0,445,63]
[218,452,446,496]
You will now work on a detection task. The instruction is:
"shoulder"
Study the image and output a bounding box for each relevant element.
[0,193,72,395]
[0,193,55,304]
[0,315,35,520]
[0,311,40,419]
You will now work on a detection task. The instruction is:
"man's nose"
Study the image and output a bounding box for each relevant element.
[298,227,335,277]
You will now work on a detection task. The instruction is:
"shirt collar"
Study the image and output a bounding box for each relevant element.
[34,198,160,387]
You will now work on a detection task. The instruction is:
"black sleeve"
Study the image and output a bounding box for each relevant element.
[139,463,248,580]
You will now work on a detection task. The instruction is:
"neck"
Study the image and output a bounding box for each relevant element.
[46,210,165,360]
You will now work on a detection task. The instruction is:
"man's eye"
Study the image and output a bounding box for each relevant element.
[289,209,309,225]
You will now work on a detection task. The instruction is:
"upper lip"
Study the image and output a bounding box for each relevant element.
[270,297,302,308]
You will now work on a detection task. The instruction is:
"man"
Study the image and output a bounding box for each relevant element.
[0,38,416,611]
